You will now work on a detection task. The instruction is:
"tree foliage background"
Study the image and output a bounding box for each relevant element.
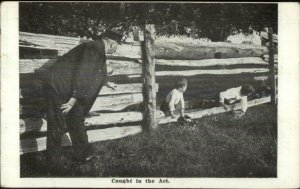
[20,2,277,41]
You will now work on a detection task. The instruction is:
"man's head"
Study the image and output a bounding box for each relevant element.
[241,84,255,96]
[100,30,124,54]
[102,37,118,54]
[176,77,188,93]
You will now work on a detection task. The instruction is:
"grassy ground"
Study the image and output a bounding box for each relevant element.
[21,104,277,177]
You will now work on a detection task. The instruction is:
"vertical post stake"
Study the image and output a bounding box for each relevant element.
[142,24,157,131]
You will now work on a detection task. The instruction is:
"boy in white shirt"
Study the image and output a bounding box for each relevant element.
[219,84,255,116]
[160,78,187,119]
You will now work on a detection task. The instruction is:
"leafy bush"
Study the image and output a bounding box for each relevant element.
[20,3,277,41]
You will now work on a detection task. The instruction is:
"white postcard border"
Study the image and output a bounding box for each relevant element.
[1,2,299,188]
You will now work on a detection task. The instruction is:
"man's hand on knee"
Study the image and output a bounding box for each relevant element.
[61,97,77,114]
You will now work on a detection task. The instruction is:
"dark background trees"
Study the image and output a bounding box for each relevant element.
[19,2,277,41]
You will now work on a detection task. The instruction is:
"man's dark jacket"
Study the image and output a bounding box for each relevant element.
[40,40,108,115]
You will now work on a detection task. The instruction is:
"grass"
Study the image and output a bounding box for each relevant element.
[20,104,277,177]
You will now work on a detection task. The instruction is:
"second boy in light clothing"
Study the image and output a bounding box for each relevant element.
[219,84,255,116]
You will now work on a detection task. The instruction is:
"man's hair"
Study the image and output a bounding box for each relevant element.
[176,78,188,89]
[241,84,255,96]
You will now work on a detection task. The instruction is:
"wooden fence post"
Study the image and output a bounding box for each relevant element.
[268,27,276,105]
[142,24,157,131]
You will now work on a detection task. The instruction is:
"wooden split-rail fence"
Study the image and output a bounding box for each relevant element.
[20,26,278,154]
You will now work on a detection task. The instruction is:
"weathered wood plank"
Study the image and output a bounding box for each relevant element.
[20,93,145,119]
[21,112,144,134]
[100,83,143,95]
[19,59,56,74]
[19,46,58,59]
[92,102,142,112]
[20,32,141,58]
[20,111,166,134]
[19,32,82,56]
[19,57,269,75]
[20,83,158,98]
[19,59,141,75]
[20,31,269,60]
[101,83,158,96]
[85,111,163,126]
[20,101,144,118]
[20,93,143,108]
[155,57,268,67]
[128,68,269,78]
[107,59,141,75]
[90,93,144,112]
[20,118,47,134]
[20,31,82,42]
[155,68,269,76]
[20,125,142,154]
[154,40,268,60]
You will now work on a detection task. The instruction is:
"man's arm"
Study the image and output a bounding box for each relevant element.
[219,92,225,104]
[105,81,117,90]
[219,92,229,109]
[168,93,177,119]
[180,94,185,116]
[240,96,248,113]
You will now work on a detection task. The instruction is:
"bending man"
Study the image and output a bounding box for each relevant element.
[40,31,122,162]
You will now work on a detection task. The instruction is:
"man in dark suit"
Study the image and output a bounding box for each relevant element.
[42,31,122,162]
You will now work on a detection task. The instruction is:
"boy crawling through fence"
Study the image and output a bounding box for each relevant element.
[219,84,255,118]
[160,77,191,122]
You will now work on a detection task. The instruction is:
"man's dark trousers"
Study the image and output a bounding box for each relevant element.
[44,84,93,160]
[40,40,108,161]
